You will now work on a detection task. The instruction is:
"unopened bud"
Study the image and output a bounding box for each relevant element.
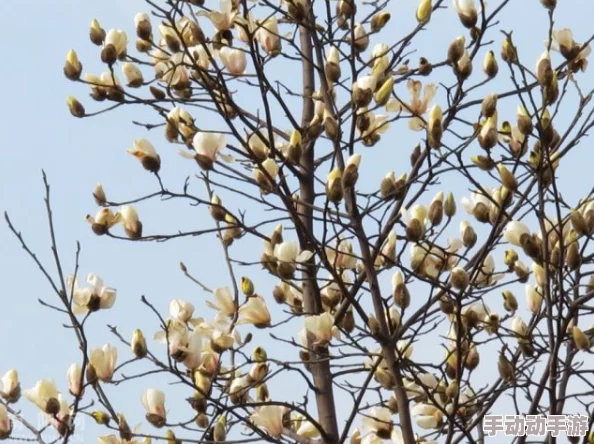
[371,11,391,31]
[572,326,590,350]
[451,267,469,290]
[502,290,518,312]
[497,164,518,191]
[444,192,456,218]
[483,50,499,78]
[481,94,498,118]
[90,19,106,46]
[67,96,85,118]
[498,353,514,382]
[131,329,148,358]
[241,277,255,296]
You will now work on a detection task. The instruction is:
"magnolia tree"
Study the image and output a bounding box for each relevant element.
[3,0,594,442]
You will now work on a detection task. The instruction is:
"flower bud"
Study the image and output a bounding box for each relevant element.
[418,57,433,75]
[64,50,82,80]
[536,51,553,87]
[566,241,581,271]
[502,290,518,313]
[540,0,556,9]
[241,277,255,297]
[122,62,144,87]
[501,35,517,63]
[461,221,477,248]
[380,172,396,199]
[371,11,391,31]
[447,36,466,64]
[209,195,226,222]
[498,353,514,382]
[456,51,473,80]
[213,416,226,442]
[326,168,344,203]
[504,249,518,269]
[517,105,533,136]
[135,13,153,40]
[444,192,456,218]
[324,111,340,140]
[90,19,106,46]
[427,105,443,149]
[483,50,498,78]
[352,24,369,52]
[343,154,361,188]
[451,267,469,290]
[93,183,106,206]
[67,96,85,118]
[91,410,110,425]
[416,0,432,23]
[571,210,589,236]
[481,94,498,118]
[131,329,148,358]
[497,164,518,191]
[374,76,394,106]
[572,326,590,350]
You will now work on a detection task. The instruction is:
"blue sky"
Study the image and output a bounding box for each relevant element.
[2,0,594,442]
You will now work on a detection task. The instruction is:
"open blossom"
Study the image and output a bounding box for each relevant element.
[304,312,339,346]
[184,131,232,167]
[237,295,271,328]
[251,405,286,437]
[142,389,166,427]
[411,403,443,429]
[181,330,203,369]
[361,407,393,438]
[127,139,160,173]
[67,364,83,397]
[1,370,20,403]
[549,29,591,71]
[206,287,237,318]
[195,315,238,353]
[209,0,237,31]
[86,207,120,234]
[474,255,504,287]
[68,273,116,315]
[326,237,357,270]
[24,380,59,413]
[47,394,72,433]
[90,344,118,382]
[511,316,528,337]
[169,299,195,323]
[155,318,190,358]
[274,241,313,264]
[386,79,437,130]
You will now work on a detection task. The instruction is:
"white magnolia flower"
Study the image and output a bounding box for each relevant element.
[304,312,339,346]
[182,330,204,369]
[503,221,530,247]
[474,255,504,287]
[386,79,437,131]
[169,299,195,323]
[68,273,116,315]
[206,287,237,318]
[237,296,271,328]
[24,380,59,413]
[186,131,233,164]
[361,407,393,438]
[525,284,543,313]
[209,0,237,31]
[411,403,443,429]
[256,17,281,55]
[155,318,190,357]
[220,46,247,75]
[251,405,286,437]
[511,316,528,337]
[274,241,313,263]
[461,189,492,214]
[67,363,83,397]
[0,369,19,402]
[141,389,166,422]
[89,344,118,382]
[104,29,128,57]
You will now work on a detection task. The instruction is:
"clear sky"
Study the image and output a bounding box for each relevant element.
[2,0,594,442]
